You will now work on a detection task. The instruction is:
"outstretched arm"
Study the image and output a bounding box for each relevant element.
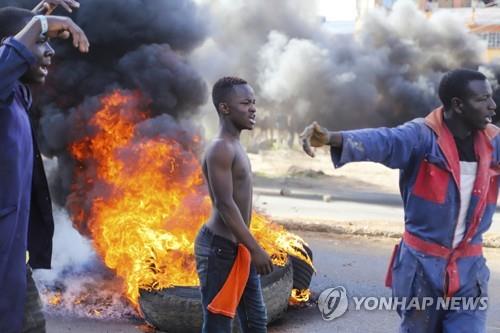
[300,120,425,169]
[205,140,273,275]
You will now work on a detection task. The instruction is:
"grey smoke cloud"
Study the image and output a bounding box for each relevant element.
[34,206,96,283]
[0,0,490,162]
[191,4,488,147]
[192,0,486,134]
[3,0,489,192]
[190,0,322,86]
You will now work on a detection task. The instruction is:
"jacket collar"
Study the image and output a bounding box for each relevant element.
[15,82,32,111]
[425,107,498,247]
[425,107,500,143]
[424,107,461,188]
[424,107,499,188]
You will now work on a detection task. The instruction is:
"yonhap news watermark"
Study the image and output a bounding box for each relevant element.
[317,286,488,321]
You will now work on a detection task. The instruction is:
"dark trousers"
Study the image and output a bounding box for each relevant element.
[194,225,267,333]
[21,266,46,333]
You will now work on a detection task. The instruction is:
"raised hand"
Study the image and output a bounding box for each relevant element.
[33,0,80,15]
[45,16,89,53]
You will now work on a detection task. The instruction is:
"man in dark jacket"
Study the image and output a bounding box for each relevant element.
[0,3,88,332]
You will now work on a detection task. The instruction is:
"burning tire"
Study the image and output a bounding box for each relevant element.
[139,286,203,333]
[139,260,293,332]
[290,243,314,290]
[260,259,293,324]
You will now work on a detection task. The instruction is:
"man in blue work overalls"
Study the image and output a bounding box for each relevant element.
[301,68,497,332]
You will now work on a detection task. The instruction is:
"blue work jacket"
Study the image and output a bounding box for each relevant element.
[332,108,499,299]
[0,37,36,333]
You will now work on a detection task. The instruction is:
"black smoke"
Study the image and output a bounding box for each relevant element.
[0,0,209,205]
[3,0,498,185]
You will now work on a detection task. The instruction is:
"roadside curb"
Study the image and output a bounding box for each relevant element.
[254,187,402,207]
[256,188,500,212]
[275,219,500,249]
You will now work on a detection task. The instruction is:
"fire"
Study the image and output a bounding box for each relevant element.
[68,90,313,307]
[250,214,314,268]
[40,277,137,319]
[91,309,102,317]
[289,289,312,305]
[48,292,62,306]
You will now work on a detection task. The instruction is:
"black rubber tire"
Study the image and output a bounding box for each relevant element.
[260,260,293,323]
[290,243,314,290]
[139,260,293,333]
[139,287,202,333]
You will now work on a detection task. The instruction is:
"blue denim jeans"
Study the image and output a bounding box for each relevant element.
[194,225,267,333]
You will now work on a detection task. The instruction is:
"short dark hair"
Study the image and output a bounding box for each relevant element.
[438,69,487,109]
[0,7,34,42]
[212,76,248,112]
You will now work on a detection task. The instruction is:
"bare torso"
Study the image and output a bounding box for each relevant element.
[203,139,252,242]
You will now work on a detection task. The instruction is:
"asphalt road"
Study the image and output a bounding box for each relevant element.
[47,231,500,333]
[269,231,500,333]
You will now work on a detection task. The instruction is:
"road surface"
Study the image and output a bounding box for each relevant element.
[47,231,500,333]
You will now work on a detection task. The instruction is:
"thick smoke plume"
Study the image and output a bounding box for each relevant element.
[191,0,487,141]
[0,0,491,194]
[1,0,489,204]
[0,0,209,205]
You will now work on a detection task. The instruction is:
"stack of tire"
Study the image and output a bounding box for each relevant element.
[139,260,293,333]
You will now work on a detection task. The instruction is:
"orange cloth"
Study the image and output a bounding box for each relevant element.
[208,244,251,318]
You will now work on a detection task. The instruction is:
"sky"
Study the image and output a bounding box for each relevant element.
[316,0,358,21]
[192,0,360,22]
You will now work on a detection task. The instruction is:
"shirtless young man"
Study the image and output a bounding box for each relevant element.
[194,77,273,333]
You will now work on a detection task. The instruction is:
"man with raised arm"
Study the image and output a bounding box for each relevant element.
[0,2,88,331]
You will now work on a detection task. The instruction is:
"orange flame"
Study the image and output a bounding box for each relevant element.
[48,292,63,306]
[289,289,311,305]
[68,90,313,306]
